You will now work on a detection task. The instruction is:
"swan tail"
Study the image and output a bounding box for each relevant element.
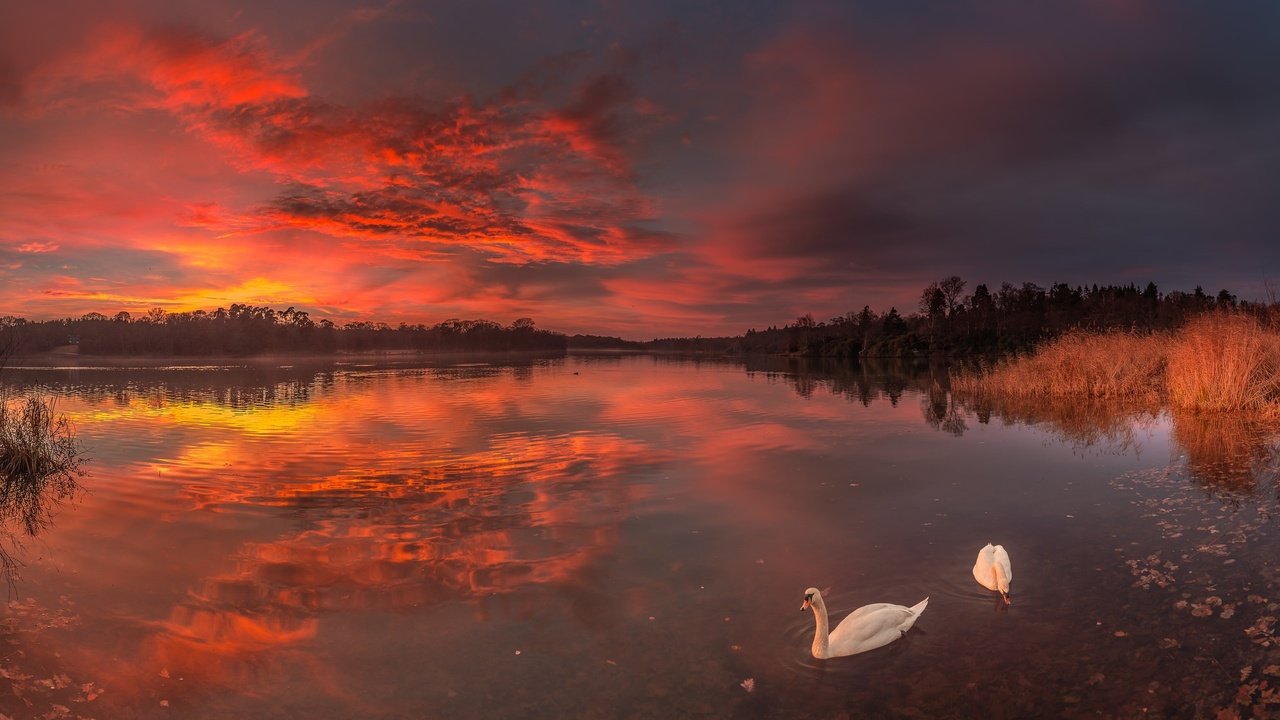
[899,597,929,633]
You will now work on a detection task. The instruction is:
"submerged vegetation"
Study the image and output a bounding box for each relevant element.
[953,312,1280,417]
[0,393,83,580]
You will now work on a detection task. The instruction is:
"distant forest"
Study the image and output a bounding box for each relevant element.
[0,278,1270,358]
[643,278,1271,358]
[0,305,568,356]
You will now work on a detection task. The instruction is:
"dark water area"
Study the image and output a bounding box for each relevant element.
[2,354,1280,718]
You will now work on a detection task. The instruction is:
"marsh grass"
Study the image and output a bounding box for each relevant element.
[0,392,83,582]
[951,330,1167,401]
[1166,313,1280,415]
[953,312,1280,417]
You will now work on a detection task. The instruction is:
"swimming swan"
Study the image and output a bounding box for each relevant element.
[973,543,1013,604]
[800,587,929,659]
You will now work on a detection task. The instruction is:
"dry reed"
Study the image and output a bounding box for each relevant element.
[952,311,1280,417]
[951,330,1167,401]
[1166,313,1280,415]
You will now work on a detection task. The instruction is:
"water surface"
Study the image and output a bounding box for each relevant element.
[2,355,1278,718]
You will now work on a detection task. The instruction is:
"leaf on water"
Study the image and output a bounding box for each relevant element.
[1265,665,1280,677]
[159,668,169,679]
[159,700,169,707]
[1242,666,1254,681]
[1114,630,1128,637]
[740,678,755,693]
[1222,606,1237,619]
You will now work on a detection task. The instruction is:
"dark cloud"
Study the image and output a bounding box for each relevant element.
[730,190,924,265]
[698,1,1280,324]
[0,55,20,107]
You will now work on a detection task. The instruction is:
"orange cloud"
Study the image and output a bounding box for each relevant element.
[17,240,58,253]
[31,25,665,268]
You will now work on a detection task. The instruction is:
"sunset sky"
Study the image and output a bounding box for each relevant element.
[2,1,1279,338]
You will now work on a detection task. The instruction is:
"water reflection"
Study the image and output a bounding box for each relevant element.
[1169,412,1280,494]
[6,361,667,715]
[756,357,1280,496]
[742,356,945,406]
[12,355,1280,717]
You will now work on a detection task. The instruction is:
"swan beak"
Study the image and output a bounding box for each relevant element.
[801,598,811,612]
[1001,592,1012,605]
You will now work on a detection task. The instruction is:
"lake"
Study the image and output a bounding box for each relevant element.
[2,354,1278,719]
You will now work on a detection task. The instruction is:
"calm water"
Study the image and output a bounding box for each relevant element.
[3,354,1280,719]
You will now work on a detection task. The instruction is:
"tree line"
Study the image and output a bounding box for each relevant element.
[691,278,1266,358]
[0,278,1268,358]
[0,305,568,356]
[552,278,1266,357]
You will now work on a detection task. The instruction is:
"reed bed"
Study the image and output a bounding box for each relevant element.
[952,311,1280,417]
[1166,313,1280,415]
[951,330,1167,401]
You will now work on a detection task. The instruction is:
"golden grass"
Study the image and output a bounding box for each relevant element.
[951,330,1167,401]
[1166,313,1280,414]
[952,312,1280,417]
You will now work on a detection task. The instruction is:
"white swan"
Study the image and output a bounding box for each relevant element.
[800,587,928,659]
[972,543,1013,604]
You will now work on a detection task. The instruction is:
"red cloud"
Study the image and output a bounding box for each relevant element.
[34,25,665,267]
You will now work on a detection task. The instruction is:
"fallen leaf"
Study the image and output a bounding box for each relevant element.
[740,678,755,693]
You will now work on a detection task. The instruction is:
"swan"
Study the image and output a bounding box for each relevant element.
[800,587,929,659]
[972,543,1012,604]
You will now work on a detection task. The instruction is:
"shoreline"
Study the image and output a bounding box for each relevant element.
[2,348,574,369]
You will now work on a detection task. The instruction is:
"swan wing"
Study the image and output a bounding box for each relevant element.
[827,602,926,656]
[993,544,1013,590]
[973,544,997,590]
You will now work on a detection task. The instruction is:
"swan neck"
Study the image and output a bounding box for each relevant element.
[810,596,830,659]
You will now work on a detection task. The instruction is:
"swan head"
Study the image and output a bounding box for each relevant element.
[801,587,822,612]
